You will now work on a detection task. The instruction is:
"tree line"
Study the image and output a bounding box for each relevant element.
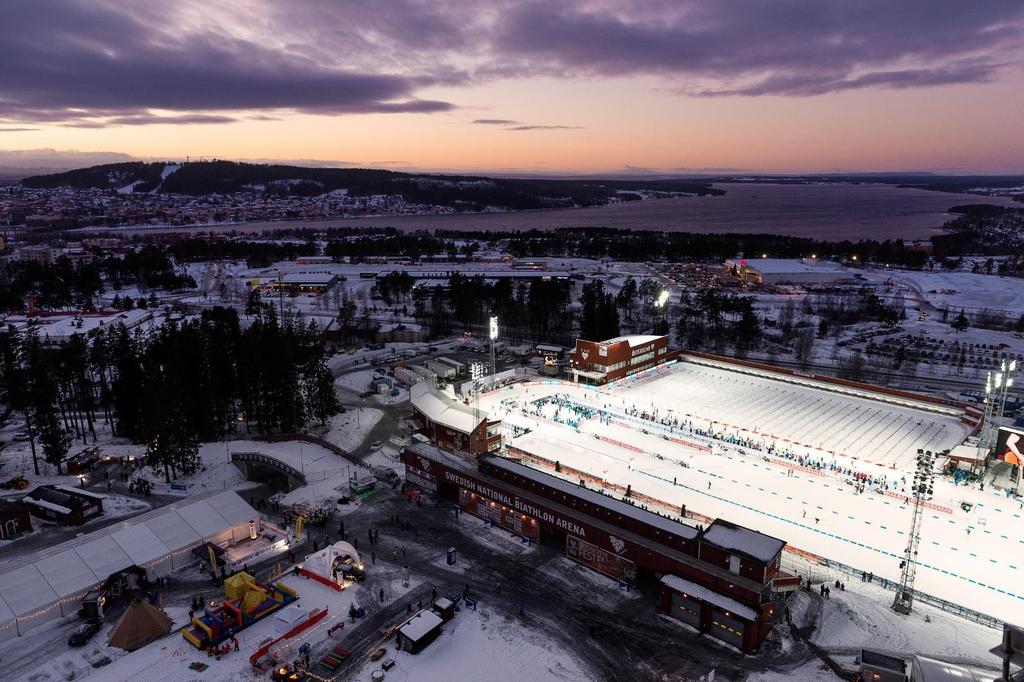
[0,306,338,482]
[0,246,194,312]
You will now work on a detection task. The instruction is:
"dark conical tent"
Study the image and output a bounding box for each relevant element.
[107,600,174,652]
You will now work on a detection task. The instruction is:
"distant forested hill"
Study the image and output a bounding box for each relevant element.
[20,160,724,210]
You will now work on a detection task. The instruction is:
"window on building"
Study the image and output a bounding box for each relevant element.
[629,351,654,366]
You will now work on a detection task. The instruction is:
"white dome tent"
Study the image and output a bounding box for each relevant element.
[297,541,364,591]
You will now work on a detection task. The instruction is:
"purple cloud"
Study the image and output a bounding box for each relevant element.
[490,0,1024,96]
[0,0,455,125]
[506,125,583,131]
[1,0,1021,129]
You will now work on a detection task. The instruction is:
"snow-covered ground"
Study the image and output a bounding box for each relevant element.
[41,568,419,682]
[349,604,591,682]
[321,407,383,452]
[613,360,969,468]
[478,376,1024,626]
[790,580,999,663]
[745,661,840,682]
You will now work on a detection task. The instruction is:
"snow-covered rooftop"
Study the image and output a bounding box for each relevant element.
[660,574,758,621]
[22,497,72,515]
[481,453,699,541]
[411,381,487,435]
[398,609,443,642]
[279,272,337,284]
[599,334,663,348]
[0,491,256,632]
[702,519,785,563]
[739,258,851,274]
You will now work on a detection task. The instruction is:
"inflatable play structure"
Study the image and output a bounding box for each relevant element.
[182,572,297,649]
[297,541,365,591]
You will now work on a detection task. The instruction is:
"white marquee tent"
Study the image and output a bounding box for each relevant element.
[0,490,257,641]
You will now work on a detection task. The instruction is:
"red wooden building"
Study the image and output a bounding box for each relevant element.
[567,334,670,385]
[401,444,785,652]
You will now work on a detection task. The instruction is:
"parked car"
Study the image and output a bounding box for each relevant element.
[372,466,400,487]
[68,620,101,647]
[369,440,383,451]
[12,432,30,442]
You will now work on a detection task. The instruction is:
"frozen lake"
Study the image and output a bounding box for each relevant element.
[120,182,1018,240]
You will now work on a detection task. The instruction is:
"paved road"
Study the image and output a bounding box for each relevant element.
[294,491,817,682]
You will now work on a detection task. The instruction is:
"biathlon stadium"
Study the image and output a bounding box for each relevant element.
[412,335,1024,626]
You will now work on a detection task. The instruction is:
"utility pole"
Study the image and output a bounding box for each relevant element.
[892,448,936,615]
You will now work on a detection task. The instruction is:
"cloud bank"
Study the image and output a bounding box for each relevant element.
[1,0,1020,127]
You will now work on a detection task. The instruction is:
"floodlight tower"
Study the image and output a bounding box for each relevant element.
[655,289,670,335]
[980,360,1018,453]
[892,449,937,615]
[470,361,485,424]
[489,315,498,378]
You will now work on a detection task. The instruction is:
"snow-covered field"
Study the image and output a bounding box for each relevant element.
[478,373,1023,627]
[321,408,383,452]
[861,269,1024,313]
[613,360,969,468]
[349,604,591,682]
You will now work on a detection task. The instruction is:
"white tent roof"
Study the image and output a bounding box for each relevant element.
[303,541,360,580]
[411,381,487,435]
[0,491,256,627]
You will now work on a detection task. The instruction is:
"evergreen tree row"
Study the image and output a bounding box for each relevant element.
[0,306,338,481]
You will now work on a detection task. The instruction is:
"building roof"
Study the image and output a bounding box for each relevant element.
[398,609,443,642]
[861,649,907,673]
[599,334,664,348]
[702,519,785,563]
[913,655,984,681]
[480,453,699,541]
[660,574,758,621]
[411,381,487,435]
[735,258,852,276]
[280,272,337,284]
[0,491,256,626]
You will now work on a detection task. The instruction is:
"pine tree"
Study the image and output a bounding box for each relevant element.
[38,413,72,475]
[951,309,969,333]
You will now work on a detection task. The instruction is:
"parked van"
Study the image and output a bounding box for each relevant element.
[372,466,401,488]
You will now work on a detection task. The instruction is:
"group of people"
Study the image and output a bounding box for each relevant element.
[128,478,153,496]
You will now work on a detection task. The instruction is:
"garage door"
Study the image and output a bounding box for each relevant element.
[669,592,702,629]
[709,609,745,649]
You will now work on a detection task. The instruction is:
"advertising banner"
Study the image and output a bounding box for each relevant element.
[996,427,1023,466]
[565,535,636,582]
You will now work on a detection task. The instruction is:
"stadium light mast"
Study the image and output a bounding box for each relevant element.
[655,289,670,335]
[471,361,485,426]
[980,360,1017,457]
[489,315,499,378]
[892,449,936,615]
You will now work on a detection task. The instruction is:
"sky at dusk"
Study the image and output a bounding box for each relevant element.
[2,0,1024,174]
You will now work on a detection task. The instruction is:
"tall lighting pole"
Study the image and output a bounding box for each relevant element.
[892,448,936,615]
[489,315,498,379]
[471,362,485,426]
[979,360,1018,460]
[655,289,670,335]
